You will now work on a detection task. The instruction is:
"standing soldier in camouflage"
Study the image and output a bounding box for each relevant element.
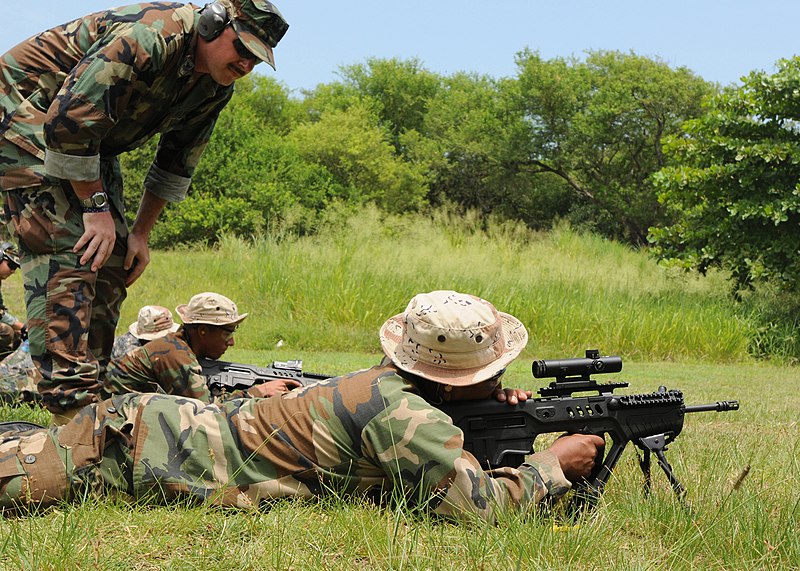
[0,290,604,521]
[0,1,289,424]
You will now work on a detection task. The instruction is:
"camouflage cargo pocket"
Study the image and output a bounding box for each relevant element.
[2,182,81,255]
[0,430,68,507]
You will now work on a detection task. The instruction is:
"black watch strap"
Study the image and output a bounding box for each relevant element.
[82,205,111,213]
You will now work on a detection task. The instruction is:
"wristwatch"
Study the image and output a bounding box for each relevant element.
[79,191,110,213]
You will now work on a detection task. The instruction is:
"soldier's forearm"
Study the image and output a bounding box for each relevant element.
[68,178,104,201]
[130,190,167,238]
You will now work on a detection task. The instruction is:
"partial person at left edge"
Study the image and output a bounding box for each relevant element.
[0,1,289,425]
[0,241,25,360]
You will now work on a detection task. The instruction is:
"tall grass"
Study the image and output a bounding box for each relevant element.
[122,206,750,363]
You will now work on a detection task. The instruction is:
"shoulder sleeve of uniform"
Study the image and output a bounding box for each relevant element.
[149,342,212,402]
[43,22,174,173]
[361,391,571,522]
[148,84,234,195]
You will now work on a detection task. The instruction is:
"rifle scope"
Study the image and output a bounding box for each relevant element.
[532,349,622,379]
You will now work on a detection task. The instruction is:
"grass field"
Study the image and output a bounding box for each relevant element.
[0,210,797,570]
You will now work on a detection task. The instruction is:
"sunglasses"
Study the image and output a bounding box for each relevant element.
[215,325,237,341]
[2,256,19,271]
[232,38,257,62]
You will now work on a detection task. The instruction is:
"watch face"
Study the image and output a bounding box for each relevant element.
[81,192,109,209]
[91,192,108,207]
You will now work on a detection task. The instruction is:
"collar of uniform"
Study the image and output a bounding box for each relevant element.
[179,56,195,77]
[179,27,199,77]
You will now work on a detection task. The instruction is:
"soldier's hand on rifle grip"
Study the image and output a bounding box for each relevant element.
[246,379,302,398]
[493,386,532,405]
[549,434,606,483]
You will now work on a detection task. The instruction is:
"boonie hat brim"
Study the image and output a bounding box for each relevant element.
[127,320,181,341]
[379,310,528,387]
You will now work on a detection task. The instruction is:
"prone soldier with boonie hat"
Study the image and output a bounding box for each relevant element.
[111,305,182,359]
[102,292,298,402]
[0,290,603,521]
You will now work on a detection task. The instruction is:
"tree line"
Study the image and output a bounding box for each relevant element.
[121,49,800,299]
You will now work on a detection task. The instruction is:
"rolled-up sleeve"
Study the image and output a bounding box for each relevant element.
[43,149,101,182]
[362,399,572,522]
[144,163,191,202]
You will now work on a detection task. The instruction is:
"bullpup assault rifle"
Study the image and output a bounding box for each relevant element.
[199,357,330,396]
[438,349,739,512]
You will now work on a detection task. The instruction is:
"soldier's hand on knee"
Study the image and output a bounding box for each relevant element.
[124,232,151,286]
[75,211,116,272]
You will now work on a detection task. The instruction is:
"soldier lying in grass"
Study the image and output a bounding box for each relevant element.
[0,290,603,520]
[101,292,300,402]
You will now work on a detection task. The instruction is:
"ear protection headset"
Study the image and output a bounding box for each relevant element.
[197,2,231,41]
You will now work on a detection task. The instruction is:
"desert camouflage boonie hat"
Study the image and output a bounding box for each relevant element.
[128,306,181,341]
[379,290,528,386]
[224,0,289,70]
[176,292,248,326]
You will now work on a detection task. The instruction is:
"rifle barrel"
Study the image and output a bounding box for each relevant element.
[684,400,739,413]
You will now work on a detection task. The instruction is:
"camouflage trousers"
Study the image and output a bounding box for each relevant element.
[2,181,128,413]
[0,343,39,404]
[0,393,255,510]
[0,394,139,509]
[0,322,20,360]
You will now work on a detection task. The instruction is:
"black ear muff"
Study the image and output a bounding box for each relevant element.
[197,2,230,41]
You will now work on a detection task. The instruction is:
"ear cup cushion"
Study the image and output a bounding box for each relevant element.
[197,2,229,41]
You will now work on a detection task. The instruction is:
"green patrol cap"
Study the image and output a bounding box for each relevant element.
[227,0,289,70]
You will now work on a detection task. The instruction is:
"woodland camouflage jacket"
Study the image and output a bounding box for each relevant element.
[101,327,251,403]
[0,363,572,520]
[0,2,233,203]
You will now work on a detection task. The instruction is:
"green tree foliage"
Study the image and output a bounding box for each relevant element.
[289,100,428,213]
[652,57,800,292]
[119,52,713,248]
[508,50,714,244]
[416,72,574,228]
[121,77,344,246]
[336,58,442,151]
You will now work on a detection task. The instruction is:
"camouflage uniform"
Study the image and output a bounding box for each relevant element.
[101,327,237,402]
[0,3,235,413]
[110,332,145,361]
[0,343,38,404]
[0,330,159,404]
[0,286,20,359]
[0,364,571,520]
